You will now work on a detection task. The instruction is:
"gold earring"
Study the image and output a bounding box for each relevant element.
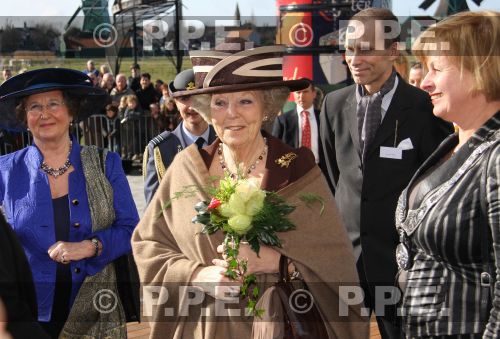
[263,115,269,122]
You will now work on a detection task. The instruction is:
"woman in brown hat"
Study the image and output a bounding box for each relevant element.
[132,45,368,338]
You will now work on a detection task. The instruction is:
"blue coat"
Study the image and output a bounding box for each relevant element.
[0,137,139,321]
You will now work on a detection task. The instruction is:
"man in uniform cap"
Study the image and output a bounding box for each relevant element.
[143,69,216,204]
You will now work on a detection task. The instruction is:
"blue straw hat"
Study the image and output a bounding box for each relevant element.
[0,68,108,129]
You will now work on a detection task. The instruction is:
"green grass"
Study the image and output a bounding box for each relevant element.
[14,57,193,83]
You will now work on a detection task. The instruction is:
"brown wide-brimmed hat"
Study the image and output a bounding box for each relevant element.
[172,45,309,97]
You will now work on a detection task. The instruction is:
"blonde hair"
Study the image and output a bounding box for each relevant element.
[393,50,410,81]
[126,94,138,104]
[412,10,500,101]
[190,87,290,124]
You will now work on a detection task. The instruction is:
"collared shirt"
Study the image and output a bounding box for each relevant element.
[296,104,319,163]
[356,76,399,122]
[181,123,210,147]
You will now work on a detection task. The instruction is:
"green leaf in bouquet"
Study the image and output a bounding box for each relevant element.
[240,259,248,274]
[240,283,248,296]
[246,299,256,311]
[225,269,238,280]
[252,286,259,298]
[299,193,325,215]
[258,231,273,245]
[194,201,208,213]
[244,274,256,285]
[229,258,238,269]
[268,233,282,247]
[247,237,260,255]
[200,213,213,224]
[254,308,265,318]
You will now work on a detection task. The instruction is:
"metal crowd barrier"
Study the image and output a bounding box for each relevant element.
[0,129,32,155]
[1,114,165,164]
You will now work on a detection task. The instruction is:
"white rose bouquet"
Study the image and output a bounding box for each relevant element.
[192,175,306,316]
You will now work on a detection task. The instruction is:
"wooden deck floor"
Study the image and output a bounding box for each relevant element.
[126,316,382,338]
[127,321,150,339]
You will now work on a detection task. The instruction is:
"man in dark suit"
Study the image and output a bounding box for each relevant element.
[272,78,326,172]
[143,69,216,204]
[319,8,453,338]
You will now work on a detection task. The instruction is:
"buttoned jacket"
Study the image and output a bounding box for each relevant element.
[0,136,139,321]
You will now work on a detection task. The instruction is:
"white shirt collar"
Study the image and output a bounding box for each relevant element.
[296,104,315,115]
[182,123,210,146]
[355,76,399,119]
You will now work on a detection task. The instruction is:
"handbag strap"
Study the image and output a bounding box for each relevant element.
[279,255,289,282]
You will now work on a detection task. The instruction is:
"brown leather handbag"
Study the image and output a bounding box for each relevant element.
[275,255,329,338]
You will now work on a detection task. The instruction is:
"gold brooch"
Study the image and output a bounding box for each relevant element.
[185,82,196,90]
[275,152,298,168]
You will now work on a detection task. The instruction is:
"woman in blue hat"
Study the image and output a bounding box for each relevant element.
[0,68,139,338]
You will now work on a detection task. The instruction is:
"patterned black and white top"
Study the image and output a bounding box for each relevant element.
[396,111,500,338]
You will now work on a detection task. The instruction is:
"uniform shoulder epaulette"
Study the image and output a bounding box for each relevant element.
[149,131,171,148]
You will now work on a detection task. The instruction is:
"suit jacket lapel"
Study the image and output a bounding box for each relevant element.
[345,91,361,156]
[287,110,300,148]
[366,79,411,158]
[314,109,322,153]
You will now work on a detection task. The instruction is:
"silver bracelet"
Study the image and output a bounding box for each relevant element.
[90,237,100,257]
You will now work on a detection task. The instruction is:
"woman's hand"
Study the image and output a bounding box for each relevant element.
[214,243,280,275]
[191,266,240,300]
[0,299,12,339]
[48,240,96,264]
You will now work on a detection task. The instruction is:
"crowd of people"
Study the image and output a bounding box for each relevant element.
[0,8,499,339]
[0,61,181,161]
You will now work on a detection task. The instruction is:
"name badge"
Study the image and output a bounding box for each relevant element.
[380,146,402,159]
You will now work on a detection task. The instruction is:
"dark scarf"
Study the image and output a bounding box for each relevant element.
[356,69,397,163]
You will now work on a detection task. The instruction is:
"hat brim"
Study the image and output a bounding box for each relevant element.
[0,83,106,102]
[0,85,108,130]
[167,81,176,96]
[171,79,310,98]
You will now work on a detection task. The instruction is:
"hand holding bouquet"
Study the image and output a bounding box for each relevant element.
[192,176,296,316]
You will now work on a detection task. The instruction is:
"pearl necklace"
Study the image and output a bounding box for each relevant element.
[41,141,73,178]
[218,138,267,179]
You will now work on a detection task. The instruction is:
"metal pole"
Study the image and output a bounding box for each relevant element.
[174,0,182,74]
[132,10,138,66]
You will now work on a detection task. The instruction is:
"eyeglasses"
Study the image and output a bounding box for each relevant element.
[26,100,66,115]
